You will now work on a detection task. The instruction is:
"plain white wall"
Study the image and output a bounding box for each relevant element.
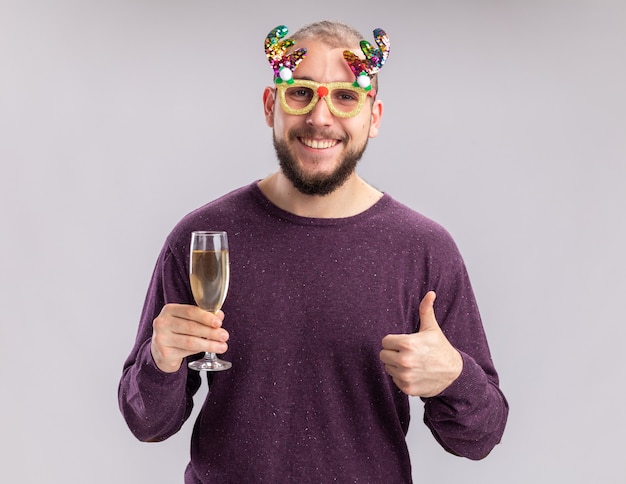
[1,1,625,482]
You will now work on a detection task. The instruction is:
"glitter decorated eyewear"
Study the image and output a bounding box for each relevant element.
[276,79,376,118]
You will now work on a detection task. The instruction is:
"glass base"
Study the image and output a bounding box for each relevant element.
[188,353,232,372]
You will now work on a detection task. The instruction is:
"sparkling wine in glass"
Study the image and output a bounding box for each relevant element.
[188,231,231,371]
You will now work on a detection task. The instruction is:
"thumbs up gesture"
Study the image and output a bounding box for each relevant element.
[380,291,463,397]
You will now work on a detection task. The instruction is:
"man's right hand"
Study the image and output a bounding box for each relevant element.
[151,304,229,373]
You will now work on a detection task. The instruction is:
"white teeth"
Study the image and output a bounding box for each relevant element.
[301,138,338,149]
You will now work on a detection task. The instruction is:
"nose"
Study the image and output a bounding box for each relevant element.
[307,91,334,127]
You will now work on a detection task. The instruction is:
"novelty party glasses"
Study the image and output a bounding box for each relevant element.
[276,79,376,118]
[265,25,390,115]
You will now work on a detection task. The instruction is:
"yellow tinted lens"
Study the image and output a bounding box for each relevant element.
[284,86,315,111]
[329,88,362,113]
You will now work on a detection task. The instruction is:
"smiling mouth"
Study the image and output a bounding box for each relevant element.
[299,137,340,149]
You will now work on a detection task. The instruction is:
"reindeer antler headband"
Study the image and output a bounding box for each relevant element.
[264,25,390,88]
[264,26,307,84]
[343,28,390,90]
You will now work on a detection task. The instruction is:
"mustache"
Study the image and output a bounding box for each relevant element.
[288,128,348,142]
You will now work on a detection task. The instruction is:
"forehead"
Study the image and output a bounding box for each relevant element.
[291,40,357,82]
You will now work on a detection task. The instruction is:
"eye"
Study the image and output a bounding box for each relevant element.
[284,86,315,109]
[332,89,360,104]
[286,87,313,99]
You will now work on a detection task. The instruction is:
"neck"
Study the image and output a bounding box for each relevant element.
[258,171,383,218]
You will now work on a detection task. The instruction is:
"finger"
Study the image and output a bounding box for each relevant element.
[167,304,224,328]
[155,319,229,354]
[155,307,228,342]
[196,309,224,328]
[379,347,396,365]
[152,331,229,373]
[178,321,229,343]
[381,333,404,351]
[418,291,439,332]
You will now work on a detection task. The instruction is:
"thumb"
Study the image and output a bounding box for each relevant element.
[418,291,439,332]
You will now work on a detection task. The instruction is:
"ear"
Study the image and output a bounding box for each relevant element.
[368,99,383,138]
[263,86,276,127]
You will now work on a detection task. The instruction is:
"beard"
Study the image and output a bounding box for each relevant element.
[272,127,369,196]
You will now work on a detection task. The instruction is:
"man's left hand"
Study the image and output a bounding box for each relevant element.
[380,291,463,397]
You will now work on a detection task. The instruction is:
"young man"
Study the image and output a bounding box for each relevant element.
[119,21,508,483]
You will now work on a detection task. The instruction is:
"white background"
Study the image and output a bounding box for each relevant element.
[1,1,625,483]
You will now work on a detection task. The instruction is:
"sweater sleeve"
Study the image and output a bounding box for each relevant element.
[420,235,509,460]
[423,351,508,459]
[118,242,203,442]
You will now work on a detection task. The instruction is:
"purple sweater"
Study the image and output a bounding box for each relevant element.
[118,183,508,483]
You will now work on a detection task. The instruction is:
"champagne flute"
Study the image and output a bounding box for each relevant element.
[188,231,231,371]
